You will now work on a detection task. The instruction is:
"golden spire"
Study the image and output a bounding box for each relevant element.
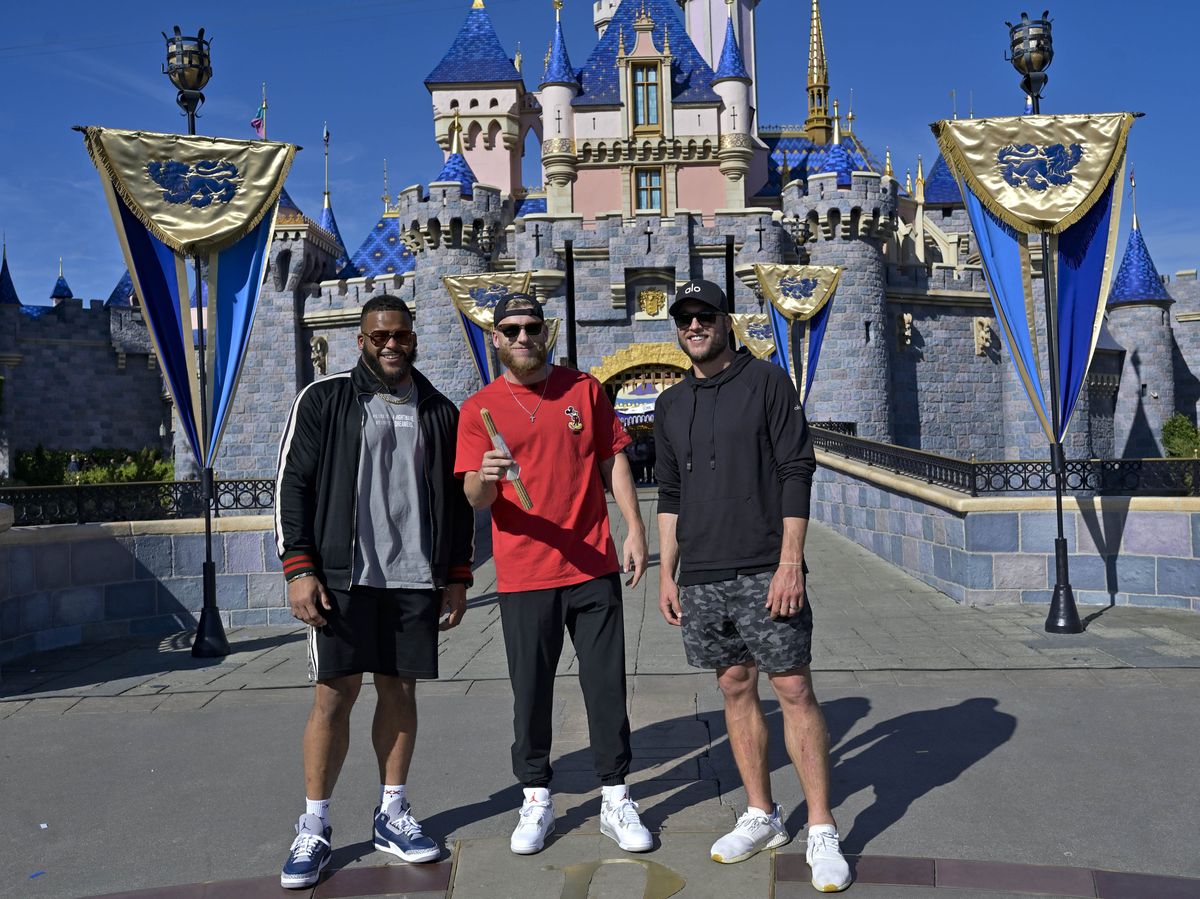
[472,0,485,8]
[662,24,670,54]
[915,155,925,204]
[780,149,791,185]
[845,88,855,134]
[804,0,832,144]
[884,147,893,177]
[905,169,912,195]
[450,109,465,155]
[618,26,626,57]
[554,0,563,21]
[514,42,522,73]
[832,99,841,144]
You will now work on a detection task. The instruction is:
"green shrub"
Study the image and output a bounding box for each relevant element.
[14,445,174,486]
[1162,414,1200,459]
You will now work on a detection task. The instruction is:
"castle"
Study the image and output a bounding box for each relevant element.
[1,0,1197,482]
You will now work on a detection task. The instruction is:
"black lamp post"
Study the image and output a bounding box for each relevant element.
[163,25,230,658]
[1006,10,1081,635]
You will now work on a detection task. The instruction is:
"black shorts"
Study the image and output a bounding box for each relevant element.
[307,585,441,682]
[680,570,814,673]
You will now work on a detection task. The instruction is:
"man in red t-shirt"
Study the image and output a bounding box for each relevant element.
[456,294,652,856]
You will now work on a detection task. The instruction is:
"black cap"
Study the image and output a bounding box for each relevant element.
[493,292,545,326]
[669,279,729,316]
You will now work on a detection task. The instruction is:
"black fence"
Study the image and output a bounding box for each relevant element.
[811,427,1200,497]
[0,479,276,527]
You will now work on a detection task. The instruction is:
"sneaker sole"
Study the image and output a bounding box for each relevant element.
[600,820,653,852]
[373,836,441,864]
[510,821,555,855]
[280,854,331,889]
[711,831,791,864]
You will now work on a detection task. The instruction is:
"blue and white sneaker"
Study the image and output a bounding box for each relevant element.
[373,802,441,863]
[280,813,332,889]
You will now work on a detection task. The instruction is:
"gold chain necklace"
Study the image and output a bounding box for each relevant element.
[375,381,415,405]
[504,366,552,422]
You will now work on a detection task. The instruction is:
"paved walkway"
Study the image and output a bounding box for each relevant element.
[3,501,1199,898]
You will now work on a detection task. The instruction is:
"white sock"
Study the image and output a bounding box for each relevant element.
[601,784,629,805]
[305,797,330,827]
[381,784,406,814]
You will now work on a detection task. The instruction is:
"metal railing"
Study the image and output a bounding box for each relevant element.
[810,427,1200,497]
[0,479,276,527]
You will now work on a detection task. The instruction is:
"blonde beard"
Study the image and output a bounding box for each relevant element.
[498,342,548,375]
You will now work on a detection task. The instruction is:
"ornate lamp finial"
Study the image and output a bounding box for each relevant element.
[884,147,893,177]
[831,99,841,144]
[554,0,563,21]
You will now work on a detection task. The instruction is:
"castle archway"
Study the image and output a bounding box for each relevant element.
[591,342,689,441]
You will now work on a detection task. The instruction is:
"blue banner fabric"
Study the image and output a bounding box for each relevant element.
[803,299,834,404]
[459,312,494,384]
[766,299,791,379]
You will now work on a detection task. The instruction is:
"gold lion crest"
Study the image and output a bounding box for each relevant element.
[638,289,666,318]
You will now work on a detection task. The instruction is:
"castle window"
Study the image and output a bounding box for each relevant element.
[632,64,660,132]
[635,167,663,211]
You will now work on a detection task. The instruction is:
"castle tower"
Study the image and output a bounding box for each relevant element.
[802,0,833,145]
[1107,196,1176,457]
[397,129,506,405]
[50,258,73,304]
[681,0,761,119]
[539,1,580,216]
[593,0,621,38]
[785,111,897,440]
[425,0,526,197]
[712,5,753,209]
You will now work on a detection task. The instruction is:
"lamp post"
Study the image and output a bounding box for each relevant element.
[1006,10,1081,634]
[163,26,230,658]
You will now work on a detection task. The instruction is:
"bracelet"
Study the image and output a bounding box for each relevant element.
[286,572,314,583]
[777,562,804,567]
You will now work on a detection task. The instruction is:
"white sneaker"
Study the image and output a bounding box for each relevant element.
[710,803,790,864]
[599,790,653,852]
[510,787,555,855]
[806,824,851,892]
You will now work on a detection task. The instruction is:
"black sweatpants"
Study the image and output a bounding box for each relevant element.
[498,573,632,788]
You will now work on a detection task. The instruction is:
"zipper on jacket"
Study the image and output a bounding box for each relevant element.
[417,390,439,588]
[349,399,367,584]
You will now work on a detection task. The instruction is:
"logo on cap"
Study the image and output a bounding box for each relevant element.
[683,282,702,294]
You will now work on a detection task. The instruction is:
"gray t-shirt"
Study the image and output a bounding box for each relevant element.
[351,386,434,589]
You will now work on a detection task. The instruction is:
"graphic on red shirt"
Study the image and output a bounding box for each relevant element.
[455,367,631,592]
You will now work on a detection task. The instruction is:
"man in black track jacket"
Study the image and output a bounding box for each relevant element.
[273,295,473,888]
[654,280,851,892]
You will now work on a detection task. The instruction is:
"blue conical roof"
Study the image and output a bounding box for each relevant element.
[318,203,350,271]
[815,141,853,189]
[106,270,134,307]
[1109,222,1173,306]
[426,4,522,86]
[541,18,577,88]
[51,273,72,301]
[342,215,416,279]
[713,16,750,83]
[924,154,962,205]
[0,250,19,305]
[432,152,478,198]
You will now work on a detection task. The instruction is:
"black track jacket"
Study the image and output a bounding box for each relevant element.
[654,348,816,580]
[274,360,474,590]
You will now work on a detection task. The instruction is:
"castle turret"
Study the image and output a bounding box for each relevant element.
[540,1,580,216]
[0,241,19,306]
[317,124,350,272]
[802,0,832,144]
[50,258,73,303]
[712,5,753,209]
[682,1,761,119]
[786,116,898,440]
[105,271,134,307]
[1107,190,1176,457]
[425,0,526,197]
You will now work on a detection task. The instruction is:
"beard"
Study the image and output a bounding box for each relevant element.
[678,327,730,364]
[498,340,548,375]
[362,344,417,387]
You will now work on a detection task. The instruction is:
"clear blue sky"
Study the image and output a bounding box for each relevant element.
[1,0,1195,304]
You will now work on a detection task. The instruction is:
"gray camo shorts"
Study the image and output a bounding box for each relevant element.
[680,570,813,673]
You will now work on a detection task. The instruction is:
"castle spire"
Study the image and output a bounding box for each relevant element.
[832,99,841,144]
[1130,165,1138,230]
[915,155,925,204]
[804,0,832,144]
[713,2,751,84]
[846,88,855,134]
[0,234,19,306]
[381,158,391,213]
[323,121,331,208]
[472,0,485,8]
[884,147,893,177]
[449,108,465,155]
[542,1,577,88]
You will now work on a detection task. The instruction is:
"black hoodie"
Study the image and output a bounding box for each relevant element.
[654,348,816,582]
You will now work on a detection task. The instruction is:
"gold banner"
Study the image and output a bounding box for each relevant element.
[754,264,842,321]
[81,126,296,255]
[443,272,534,329]
[931,113,1134,234]
[730,313,776,361]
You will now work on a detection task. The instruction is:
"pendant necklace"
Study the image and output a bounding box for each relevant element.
[505,366,553,422]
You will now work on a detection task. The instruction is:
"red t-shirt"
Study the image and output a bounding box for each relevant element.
[456,367,631,592]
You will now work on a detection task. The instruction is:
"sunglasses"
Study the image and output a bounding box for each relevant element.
[672,312,721,329]
[496,322,545,340]
[362,329,415,348]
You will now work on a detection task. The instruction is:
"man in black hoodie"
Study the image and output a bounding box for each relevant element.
[654,280,850,892]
